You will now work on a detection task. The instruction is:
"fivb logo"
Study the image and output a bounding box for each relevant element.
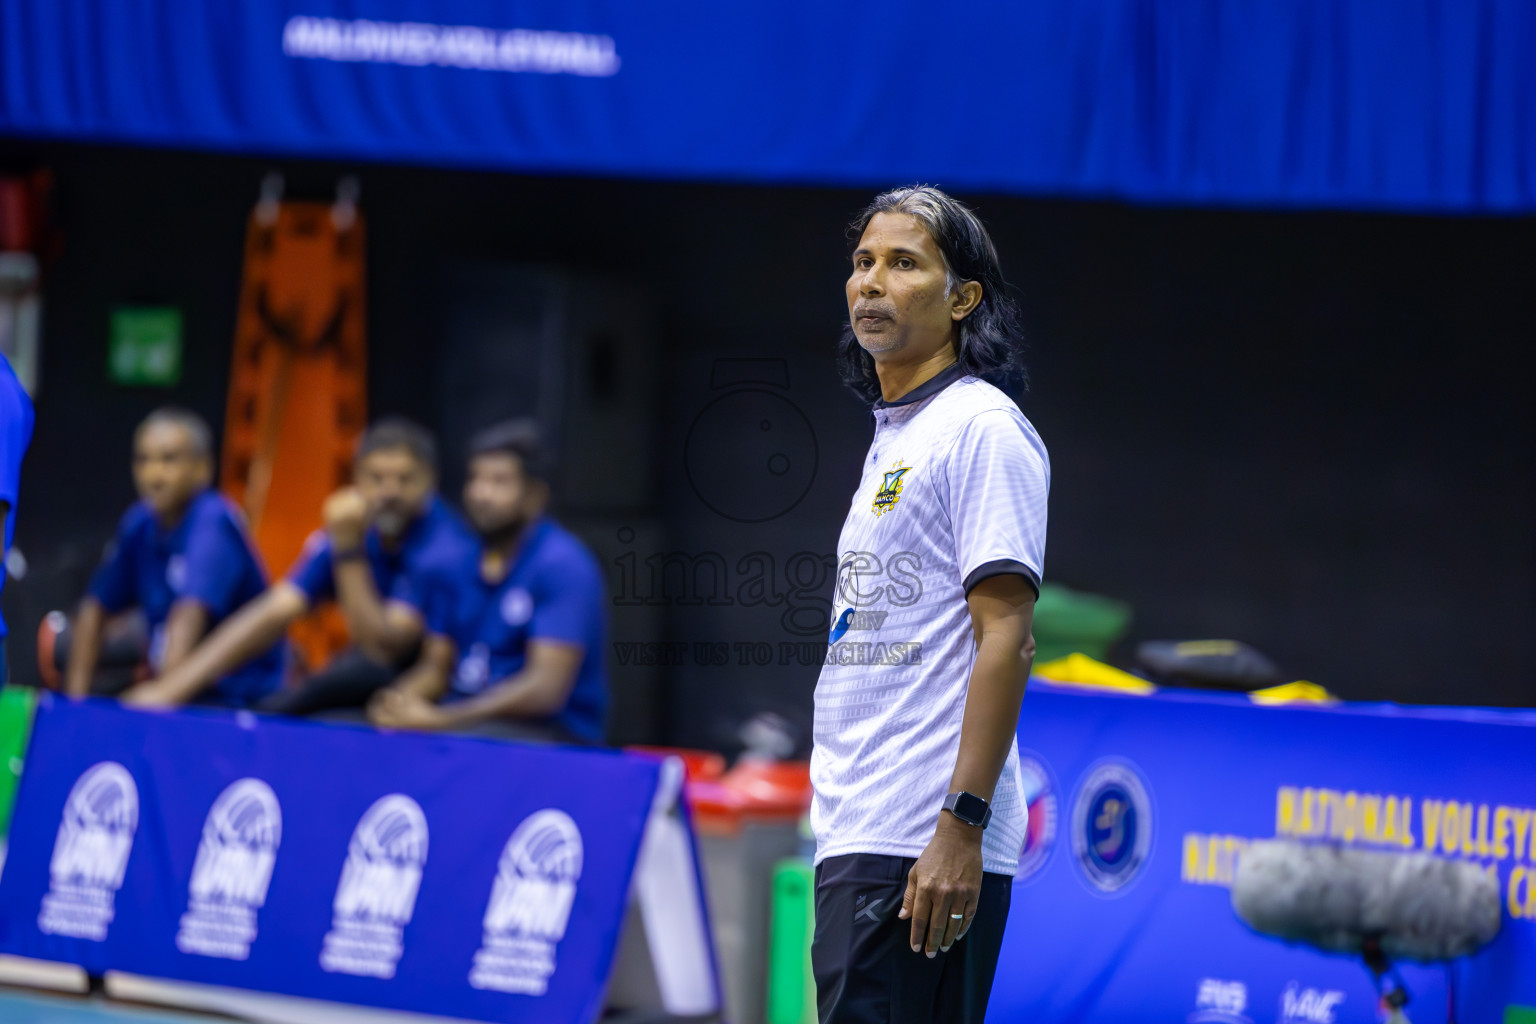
[321,795,429,980]
[470,809,584,995]
[176,779,282,960]
[38,762,139,941]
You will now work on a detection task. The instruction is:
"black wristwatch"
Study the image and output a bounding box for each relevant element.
[332,546,367,563]
[942,791,992,829]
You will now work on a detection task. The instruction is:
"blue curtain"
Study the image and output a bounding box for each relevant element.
[1,0,1532,212]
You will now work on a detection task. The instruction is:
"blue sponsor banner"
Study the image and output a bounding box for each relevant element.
[0,1,1533,213]
[0,696,663,1023]
[996,682,1536,1023]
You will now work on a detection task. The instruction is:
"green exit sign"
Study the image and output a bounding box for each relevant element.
[109,307,183,386]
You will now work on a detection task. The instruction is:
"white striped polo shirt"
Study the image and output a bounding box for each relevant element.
[811,365,1050,876]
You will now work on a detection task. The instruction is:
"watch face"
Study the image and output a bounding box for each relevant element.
[951,792,987,824]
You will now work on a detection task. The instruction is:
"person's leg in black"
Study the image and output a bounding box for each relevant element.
[813,853,1013,1024]
[931,870,1013,1022]
[47,619,145,696]
[256,648,402,716]
[814,853,946,1024]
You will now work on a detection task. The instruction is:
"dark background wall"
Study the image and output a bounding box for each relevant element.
[1,140,1532,750]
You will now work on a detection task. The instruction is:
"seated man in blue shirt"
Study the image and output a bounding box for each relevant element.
[143,418,475,713]
[64,408,282,707]
[0,352,34,685]
[368,419,608,745]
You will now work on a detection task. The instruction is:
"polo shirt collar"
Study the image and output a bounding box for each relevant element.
[481,515,552,587]
[871,361,965,410]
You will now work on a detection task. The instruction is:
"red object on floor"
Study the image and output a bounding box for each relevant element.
[719,759,812,818]
[625,745,727,782]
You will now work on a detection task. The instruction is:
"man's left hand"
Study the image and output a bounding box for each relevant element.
[368,688,451,731]
[899,812,984,956]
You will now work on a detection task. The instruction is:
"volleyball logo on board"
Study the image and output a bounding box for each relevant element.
[321,794,430,979]
[470,809,584,995]
[1070,757,1154,895]
[177,778,283,960]
[1014,751,1059,883]
[38,762,140,941]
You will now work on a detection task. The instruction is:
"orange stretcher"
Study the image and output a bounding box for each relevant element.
[220,182,367,670]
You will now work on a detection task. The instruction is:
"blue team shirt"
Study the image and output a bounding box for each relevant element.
[89,489,281,705]
[286,495,476,609]
[413,517,609,743]
[0,354,33,638]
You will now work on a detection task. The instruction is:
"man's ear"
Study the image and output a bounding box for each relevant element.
[951,280,983,321]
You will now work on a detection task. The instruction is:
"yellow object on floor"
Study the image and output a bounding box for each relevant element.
[1033,653,1156,695]
[1248,680,1337,706]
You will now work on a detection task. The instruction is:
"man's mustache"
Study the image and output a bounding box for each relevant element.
[852,301,897,321]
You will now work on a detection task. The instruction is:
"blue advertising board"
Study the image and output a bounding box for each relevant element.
[0,0,1533,213]
[995,681,1536,1023]
[0,696,676,1023]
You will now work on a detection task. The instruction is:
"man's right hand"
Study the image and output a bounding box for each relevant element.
[322,487,369,552]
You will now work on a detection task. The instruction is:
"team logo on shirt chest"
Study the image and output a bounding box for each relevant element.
[870,461,911,517]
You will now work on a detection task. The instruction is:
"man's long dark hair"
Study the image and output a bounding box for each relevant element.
[837,186,1027,402]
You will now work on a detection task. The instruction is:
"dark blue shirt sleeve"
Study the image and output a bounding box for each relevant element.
[0,375,32,508]
[179,505,257,618]
[528,554,604,648]
[286,531,336,604]
[88,512,140,614]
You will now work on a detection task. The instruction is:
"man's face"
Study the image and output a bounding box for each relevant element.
[354,447,433,538]
[846,211,966,361]
[464,452,540,538]
[132,422,210,519]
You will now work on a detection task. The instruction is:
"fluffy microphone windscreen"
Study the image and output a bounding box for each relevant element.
[1231,840,1500,962]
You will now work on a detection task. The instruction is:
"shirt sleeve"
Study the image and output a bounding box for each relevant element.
[179,505,255,618]
[286,530,336,604]
[87,513,139,613]
[527,550,604,648]
[944,408,1050,596]
[0,379,33,508]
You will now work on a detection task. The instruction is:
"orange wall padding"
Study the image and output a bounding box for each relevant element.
[221,200,367,670]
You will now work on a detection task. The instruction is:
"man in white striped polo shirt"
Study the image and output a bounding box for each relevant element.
[811,186,1049,1024]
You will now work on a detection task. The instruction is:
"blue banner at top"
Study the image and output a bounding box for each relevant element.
[1,0,1533,213]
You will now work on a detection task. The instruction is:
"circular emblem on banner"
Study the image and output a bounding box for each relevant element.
[500,587,533,627]
[1071,758,1153,895]
[1014,751,1059,883]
